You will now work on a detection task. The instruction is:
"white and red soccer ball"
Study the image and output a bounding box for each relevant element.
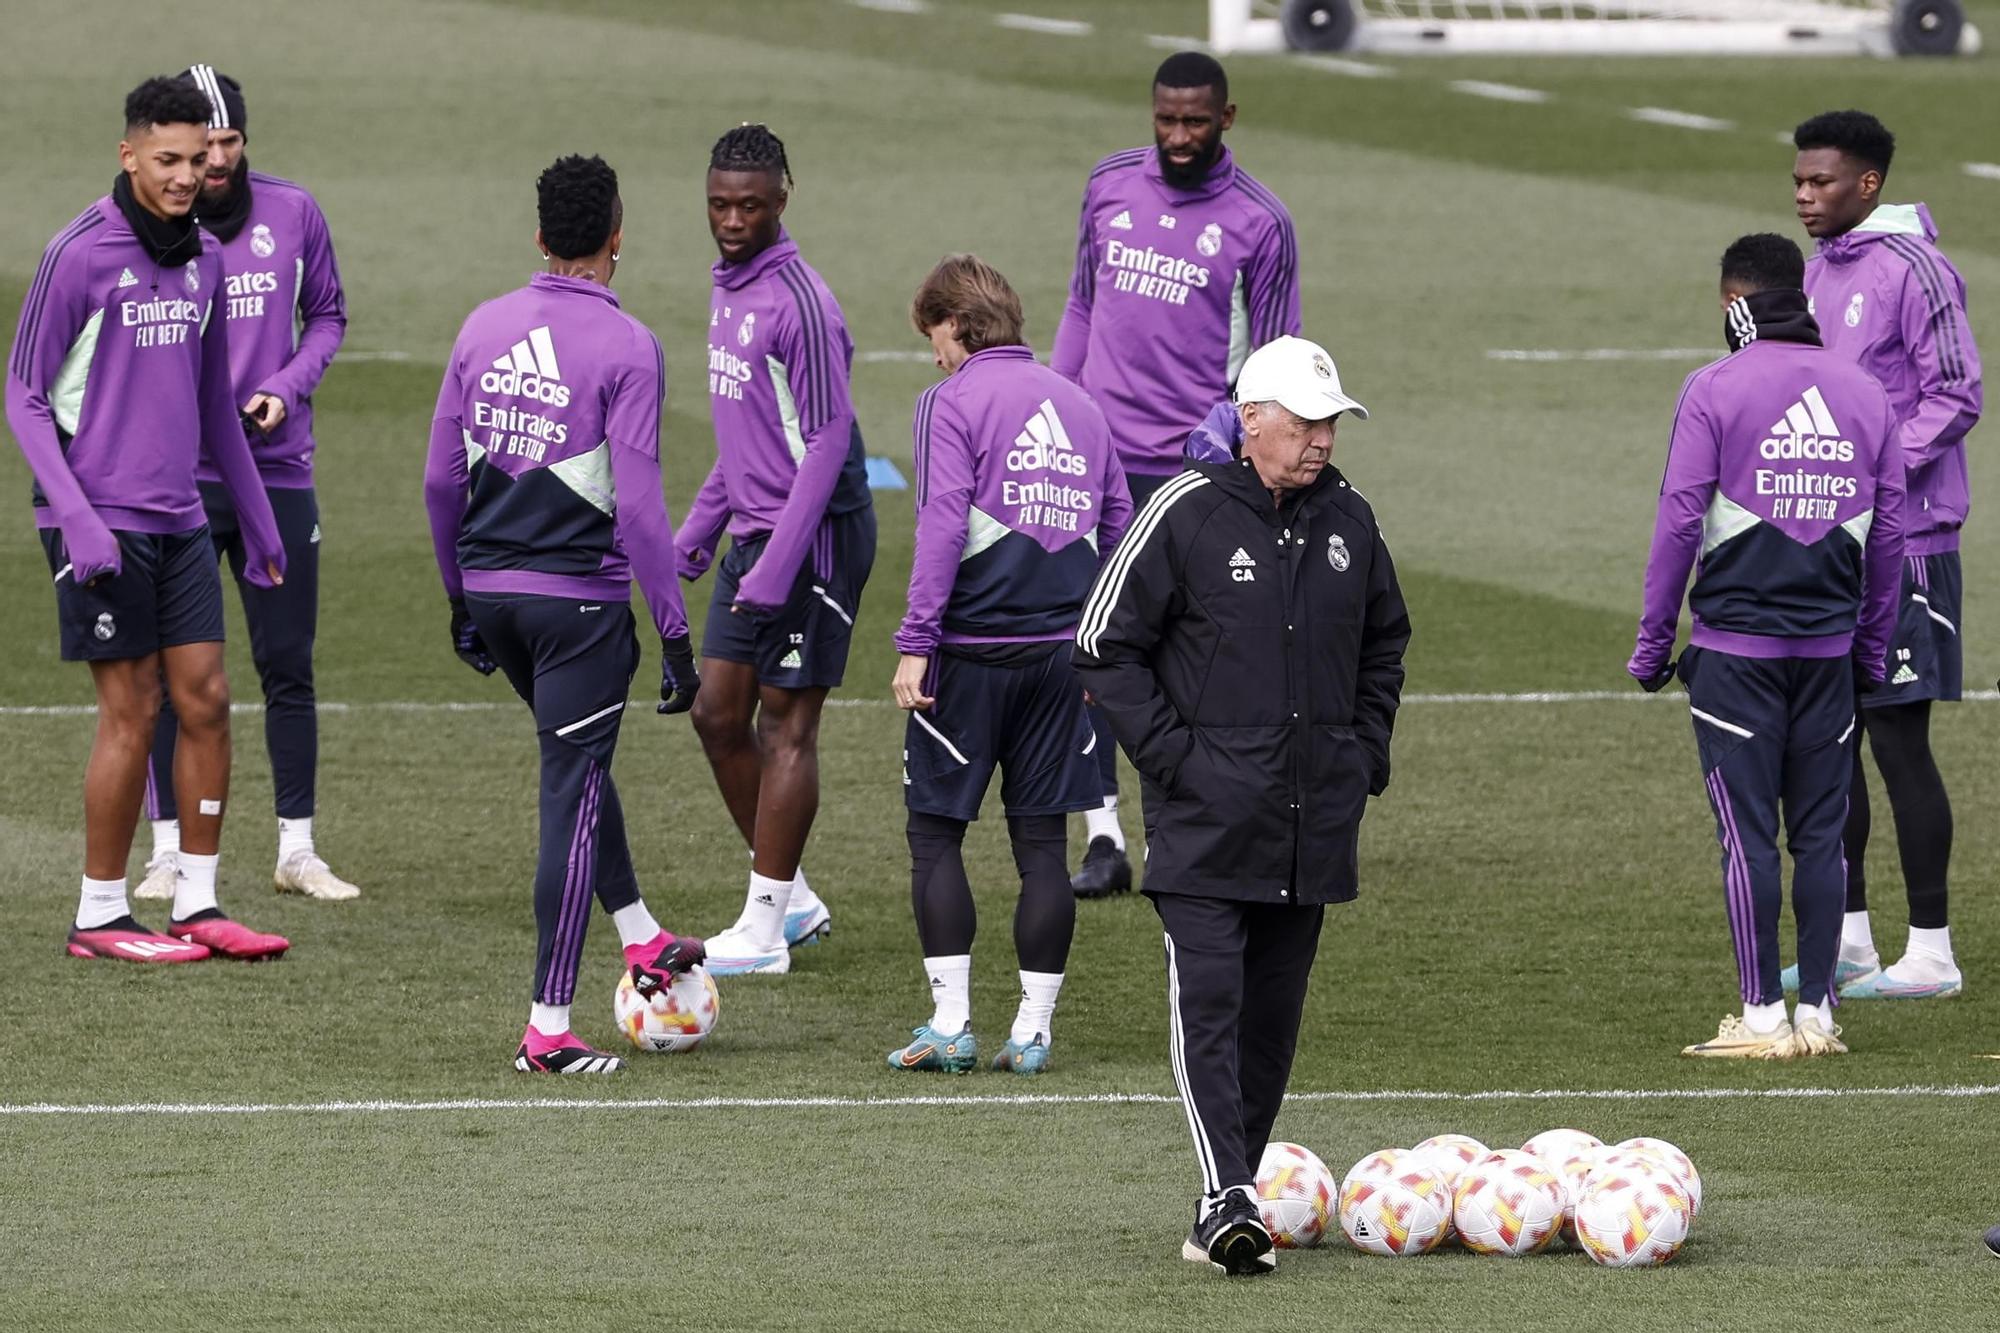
[613,966,719,1053]
[1574,1155,1695,1267]
[1254,1142,1337,1248]
[1521,1128,1606,1246]
[1339,1154,1453,1257]
[1451,1149,1567,1256]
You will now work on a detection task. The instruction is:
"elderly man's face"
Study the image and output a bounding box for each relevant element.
[1241,402,1337,492]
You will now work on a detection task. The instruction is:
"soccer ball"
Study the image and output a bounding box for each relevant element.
[1574,1157,1694,1267]
[1339,1159,1452,1257]
[1616,1137,1703,1216]
[1451,1150,1566,1256]
[613,966,719,1052]
[1339,1147,1406,1198]
[1411,1134,1489,1242]
[1254,1142,1336,1248]
[1521,1129,1605,1245]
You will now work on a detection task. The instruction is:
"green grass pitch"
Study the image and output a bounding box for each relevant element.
[2,2,1998,1328]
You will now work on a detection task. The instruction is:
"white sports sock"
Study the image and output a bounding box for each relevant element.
[1907,925,1953,965]
[150,819,180,860]
[1840,911,1876,955]
[740,872,793,949]
[529,1002,570,1036]
[1084,796,1125,851]
[76,876,130,930]
[277,816,315,862]
[925,954,971,1034]
[1794,999,1833,1031]
[1744,1000,1788,1033]
[1012,970,1064,1045]
[611,901,663,950]
[174,851,220,920]
[789,867,823,913]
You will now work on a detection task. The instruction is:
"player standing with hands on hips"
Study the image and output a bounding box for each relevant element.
[1629,234,1905,1060]
[1788,111,1982,1001]
[1054,51,1302,900]
[1074,336,1406,1276]
[425,154,704,1074]
[139,64,357,904]
[677,125,877,976]
[889,255,1132,1075]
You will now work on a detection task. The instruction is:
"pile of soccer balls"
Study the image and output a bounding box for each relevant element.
[612,967,720,1053]
[1253,1130,1699,1267]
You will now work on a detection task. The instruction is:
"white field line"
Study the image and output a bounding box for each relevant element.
[994,13,1092,36]
[1964,162,2000,183]
[5,1083,1996,1118]
[1773,131,1797,147]
[1628,107,1735,132]
[6,692,1999,720]
[1298,54,1395,78]
[858,349,935,363]
[1449,80,1551,105]
[849,0,928,12]
[1488,347,1714,363]
[333,350,414,363]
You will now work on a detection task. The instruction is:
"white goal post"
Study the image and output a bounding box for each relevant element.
[1211,0,1982,57]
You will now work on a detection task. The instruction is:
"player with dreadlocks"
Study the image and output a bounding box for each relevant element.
[678,124,876,975]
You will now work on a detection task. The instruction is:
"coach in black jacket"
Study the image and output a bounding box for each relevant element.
[1074,336,1409,1276]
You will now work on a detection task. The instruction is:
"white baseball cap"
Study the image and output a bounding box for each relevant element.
[1232,335,1368,422]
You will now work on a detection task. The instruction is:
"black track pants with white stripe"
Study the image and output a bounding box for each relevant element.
[1153,892,1324,1196]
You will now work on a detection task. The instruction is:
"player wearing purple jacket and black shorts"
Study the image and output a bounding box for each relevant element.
[678,126,876,976]
[425,155,704,1074]
[6,77,290,964]
[139,65,357,905]
[889,256,1133,1074]
[1790,111,1982,1001]
[1053,52,1301,899]
[1629,234,1905,1060]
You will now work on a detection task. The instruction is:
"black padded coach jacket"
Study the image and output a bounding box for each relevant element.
[1072,457,1410,905]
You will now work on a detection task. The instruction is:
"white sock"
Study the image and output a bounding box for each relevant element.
[1794,998,1833,1031]
[1744,1000,1788,1033]
[741,872,793,948]
[529,1002,570,1036]
[1084,796,1125,851]
[1840,911,1876,955]
[76,875,130,930]
[150,819,180,860]
[611,901,663,950]
[174,851,220,920]
[277,816,315,862]
[790,867,823,913]
[1012,969,1064,1045]
[1907,925,1953,965]
[925,954,971,1034]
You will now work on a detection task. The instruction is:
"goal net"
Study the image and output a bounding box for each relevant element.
[1213,0,1980,56]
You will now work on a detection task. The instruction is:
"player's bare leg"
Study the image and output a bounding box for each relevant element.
[157,641,287,959]
[691,657,764,843]
[750,683,827,883]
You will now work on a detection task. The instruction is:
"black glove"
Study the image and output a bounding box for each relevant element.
[1854,657,1881,697]
[657,633,700,715]
[449,597,497,676]
[1638,659,1678,694]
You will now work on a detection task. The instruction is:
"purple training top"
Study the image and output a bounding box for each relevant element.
[677,233,872,614]
[1806,203,1982,556]
[196,171,347,487]
[1630,338,1906,682]
[424,272,688,642]
[897,345,1134,655]
[7,196,281,572]
[1051,147,1301,477]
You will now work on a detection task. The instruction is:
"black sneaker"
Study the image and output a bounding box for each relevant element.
[1179,1187,1275,1276]
[1985,1222,2000,1258]
[1070,836,1132,899]
[628,932,706,1000]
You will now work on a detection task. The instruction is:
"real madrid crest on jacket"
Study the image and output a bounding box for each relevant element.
[196,170,346,487]
[1072,456,1410,905]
